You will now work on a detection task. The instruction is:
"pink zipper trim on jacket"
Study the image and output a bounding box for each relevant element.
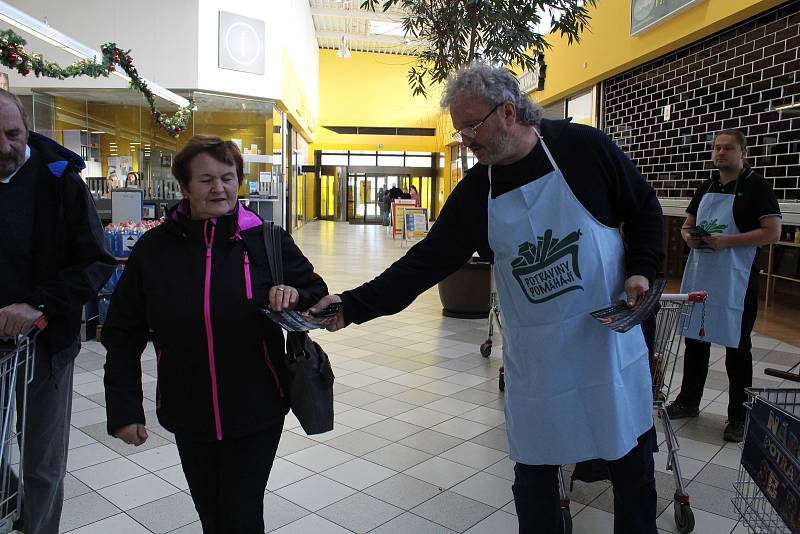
[262,341,285,398]
[156,350,162,409]
[243,251,253,300]
[203,220,223,440]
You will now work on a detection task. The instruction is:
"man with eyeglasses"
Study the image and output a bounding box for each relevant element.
[312,63,663,533]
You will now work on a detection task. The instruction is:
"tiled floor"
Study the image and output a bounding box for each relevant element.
[59,221,800,533]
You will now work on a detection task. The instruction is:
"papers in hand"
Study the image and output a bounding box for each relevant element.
[589,279,668,333]
[261,309,326,332]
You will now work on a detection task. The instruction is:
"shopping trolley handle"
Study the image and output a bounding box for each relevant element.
[687,291,708,303]
[660,291,708,303]
[1,315,49,344]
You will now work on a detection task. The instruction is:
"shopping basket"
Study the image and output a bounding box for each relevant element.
[0,326,41,533]
[733,388,800,533]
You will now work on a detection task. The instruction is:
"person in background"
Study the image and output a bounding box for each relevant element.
[409,184,420,206]
[105,169,118,196]
[666,130,781,442]
[0,88,115,534]
[311,63,664,534]
[126,171,140,188]
[377,186,388,225]
[103,135,328,533]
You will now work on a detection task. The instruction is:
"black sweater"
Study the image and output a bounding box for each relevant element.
[341,119,664,325]
[103,203,328,441]
[0,133,115,369]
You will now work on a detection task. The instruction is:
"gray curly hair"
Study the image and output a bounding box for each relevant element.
[441,63,543,127]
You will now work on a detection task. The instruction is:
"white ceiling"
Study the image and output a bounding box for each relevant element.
[309,0,420,55]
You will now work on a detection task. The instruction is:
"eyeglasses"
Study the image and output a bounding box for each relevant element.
[452,103,502,143]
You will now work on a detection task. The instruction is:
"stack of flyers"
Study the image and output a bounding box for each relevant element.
[261,309,326,332]
[589,279,668,333]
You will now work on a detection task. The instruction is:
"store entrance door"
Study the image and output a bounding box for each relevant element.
[347,174,396,224]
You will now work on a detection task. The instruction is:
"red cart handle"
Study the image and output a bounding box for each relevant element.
[687,291,708,303]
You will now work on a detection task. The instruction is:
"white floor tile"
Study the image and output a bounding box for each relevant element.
[404,456,478,488]
[153,464,190,491]
[127,443,182,471]
[284,443,355,472]
[97,474,179,511]
[64,512,152,534]
[431,418,492,439]
[270,513,353,533]
[322,457,396,490]
[451,472,514,508]
[440,441,507,470]
[333,407,387,429]
[267,458,315,491]
[274,474,356,512]
[71,457,148,490]
[394,406,453,427]
[67,443,122,471]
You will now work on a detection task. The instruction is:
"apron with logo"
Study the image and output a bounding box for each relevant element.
[488,134,653,465]
[680,180,757,348]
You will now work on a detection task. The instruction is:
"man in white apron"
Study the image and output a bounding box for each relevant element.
[312,63,664,533]
[667,131,781,442]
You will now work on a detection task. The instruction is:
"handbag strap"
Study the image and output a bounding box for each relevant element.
[262,222,284,286]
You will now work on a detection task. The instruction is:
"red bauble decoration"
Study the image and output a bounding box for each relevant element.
[9,52,17,62]
[22,68,30,75]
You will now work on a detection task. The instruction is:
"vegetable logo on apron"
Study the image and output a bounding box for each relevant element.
[697,218,727,234]
[510,228,583,303]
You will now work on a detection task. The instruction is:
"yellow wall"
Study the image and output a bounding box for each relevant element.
[280,47,316,143]
[313,49,443,152]
[536,0,786,104]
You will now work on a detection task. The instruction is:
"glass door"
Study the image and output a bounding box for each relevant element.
[320,174,336,219]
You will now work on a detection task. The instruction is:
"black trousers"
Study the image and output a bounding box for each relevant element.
[675,275,758,422]
[513,429,658,534]
[176,422,283,534]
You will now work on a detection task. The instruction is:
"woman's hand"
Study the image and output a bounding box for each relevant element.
[114,424,148,446]
[269,285,299,312]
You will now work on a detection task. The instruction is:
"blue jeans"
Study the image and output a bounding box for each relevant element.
[513,428,657,534]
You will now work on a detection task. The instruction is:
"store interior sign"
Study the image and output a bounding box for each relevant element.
[517,53,547,94]
[218,11,265,75]
[630,0,705,36]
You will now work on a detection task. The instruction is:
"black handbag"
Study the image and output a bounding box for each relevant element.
[263,222,335,435]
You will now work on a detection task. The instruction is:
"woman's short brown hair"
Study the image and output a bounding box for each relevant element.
[172,135,244,187]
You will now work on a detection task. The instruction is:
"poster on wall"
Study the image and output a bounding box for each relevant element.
[630,0,704,36]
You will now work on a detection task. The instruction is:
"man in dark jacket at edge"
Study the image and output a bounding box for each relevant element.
[312,64,664,533]
[0,89,116,533]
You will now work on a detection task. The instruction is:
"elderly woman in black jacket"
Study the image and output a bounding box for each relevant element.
[102,135,328,533]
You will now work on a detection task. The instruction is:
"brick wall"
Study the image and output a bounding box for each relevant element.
[603,1,800,201]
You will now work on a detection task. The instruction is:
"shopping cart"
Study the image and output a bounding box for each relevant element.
[0,324,42,533]
[648,291,708,534]
[733,387,800,533]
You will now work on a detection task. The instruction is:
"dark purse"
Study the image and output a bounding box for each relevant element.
[262,222,335,435]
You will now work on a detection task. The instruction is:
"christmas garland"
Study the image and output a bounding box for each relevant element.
[0,29,196,137]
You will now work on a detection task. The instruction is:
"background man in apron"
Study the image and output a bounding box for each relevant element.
[667,130,781,442]
[311,63,664,533]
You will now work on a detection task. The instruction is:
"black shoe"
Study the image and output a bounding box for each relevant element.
[665,401,699,419]
[724,420,745,442]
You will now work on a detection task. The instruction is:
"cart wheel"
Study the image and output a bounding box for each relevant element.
[499,368,505,392]
[480,340,492,358]
[561,507,573,534]
[674,502,694,533]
